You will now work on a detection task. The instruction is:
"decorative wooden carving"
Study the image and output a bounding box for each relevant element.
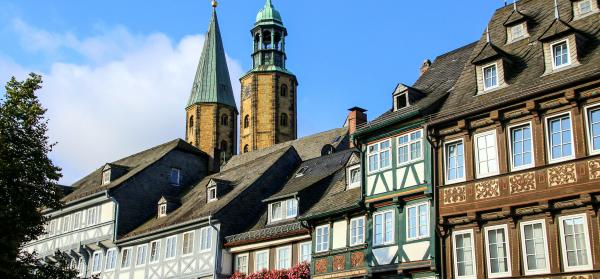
[547,163,577,187]
[509,172,536,194]
[588,159,600,180]
[315,259,328,274]
[470,118,494,129]
[350,252,364,268]
[475,180,500,200]
[443,185,467,205]
[503,109,529,120]
[333,256,345,271]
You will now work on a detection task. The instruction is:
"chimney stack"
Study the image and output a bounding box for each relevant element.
[420,59,432,76]
[346,107,368,147]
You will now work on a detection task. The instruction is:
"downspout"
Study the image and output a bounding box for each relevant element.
[108,194,120,242]
[425,123,443,279]
[209,215,221,279]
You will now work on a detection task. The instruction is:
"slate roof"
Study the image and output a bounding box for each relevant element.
[63,139,205,203]
[431,0,600,124]
[120,146,298,240]
[301,170,361,221]
[224,150,355,245]
[187,10,237,110]
[355,42,476,136]
[222,127,348,171]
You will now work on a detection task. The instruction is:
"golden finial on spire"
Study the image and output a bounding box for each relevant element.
[212,0,218,8]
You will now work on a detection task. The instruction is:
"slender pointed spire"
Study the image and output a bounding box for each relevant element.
[187,5,237,110]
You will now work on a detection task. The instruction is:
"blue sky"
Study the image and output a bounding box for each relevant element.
[0,0,501,184]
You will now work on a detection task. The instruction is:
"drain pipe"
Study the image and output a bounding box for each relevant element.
[426,123,444,278]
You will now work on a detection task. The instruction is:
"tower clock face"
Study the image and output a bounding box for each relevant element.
[242,85,252,100]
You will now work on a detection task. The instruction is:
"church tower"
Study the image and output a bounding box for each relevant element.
[186,1,238,172]
[239,0,298,153]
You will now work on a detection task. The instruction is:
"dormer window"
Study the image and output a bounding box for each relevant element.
[207,186,217,202]
[552,40,570,69]
[506,22,528,43]
[170,168,181,186]
[269,198,298,223]
[483,63,499,91]
[158,204,167,217]
[347,165,361,189]
[395,93,408,110]
[102,170,111,185]
[295,167,308,178]
[573,0,598,18]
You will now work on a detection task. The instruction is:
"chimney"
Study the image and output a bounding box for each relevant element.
[346,107,367,147]
[420,59,431,76]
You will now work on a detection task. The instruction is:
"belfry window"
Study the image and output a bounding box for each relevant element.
[280,113,288,127]
[189,116,194,128]
[280,85,288,97]
[244,115,250,129]
[221,114,229,126]
[220,140,228,152]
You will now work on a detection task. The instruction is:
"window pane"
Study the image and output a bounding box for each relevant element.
[548,116,572,160]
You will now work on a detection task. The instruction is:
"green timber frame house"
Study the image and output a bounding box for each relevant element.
[352,43,475,278]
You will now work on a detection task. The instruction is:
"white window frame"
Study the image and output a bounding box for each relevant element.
[394,92,409,111]
[102,170,111,185]
[254,250,270,271]
[372,210,394,246]
[347,165,361,189]
[72,212,81,230]
[62,215,71,233]
[170,168,181,185]
[87,206,99,226]
[158,203,167,217]
[558,213,593,272]
[349,216,365,246]
[519,220,551,275]
[234,253,249,274]
[105,248,117,271]
[135,244,148,266]
[584,104,600,155]
[298,242,312,263]
[120,247,132,269]
[482,62,499,91]
[509,23,525,42]
[77,257,85,276]
[91,250,103,274]
[182,231,194,256]
[149,240,160,264]
[397,129,423,166]
[207,186,217,202]
[484,224,512,278]
[367,139,392,174]
[508,122,535,171]
[315,224,330,252]
[268,199,298,223]
[545,112,575,164]
[200,227,212,252]
[444,139,466,185]
[165,236,177,260]
[575,0,594,17]
[452,229,477,279]
[551,39,571,69]
[276,246,292,269]
[474,130,500,178]
[406,202,430,241]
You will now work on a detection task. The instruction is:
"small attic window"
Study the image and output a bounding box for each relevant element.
[170,168,181,186]
[158,204,167,217]
[102,170,111,185]
[347,165,361,189]
[551,40,570,69]
[395,93,408,111]
[483,63,499,91]
[295,167,309,178]
[207,186,218,202]
[507,22,528,43]
[573,0,597,18]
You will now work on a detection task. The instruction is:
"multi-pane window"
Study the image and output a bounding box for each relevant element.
[510,24,525,40]
[121,248,132,268]
[520,220,550,275]
[445,140,465,183]
[165,236,177,259]
[182,231,194,255]
[315,225,330,252]
[453,230,476,279]
[269,199,298,222]
[485,225,511,277]
[105,249,117,270]
[397,130,423,165]
[276,246,292,269]
[135,245,147,266]
[149,241,160,263]
[62,215,70,233]
[552,40,570,68]
[559,214,593,271]
[367,140,391,173]
[547,114,574,162]
[586,106,600,154]
[483,64,498,90]
[87,207,98,226]
[299,242,311,262]
[72,212,81,230]
[347,165,361,189]
[200,227,212,251]
[509,124,534,170]
[158,204,167,217]
[91,251,103,274]
[235,254,248,274]
[207,186,217,202]
[255,250,269,271]
[407,202,429,240]
[373,210,394,245]
[475,131,499,178]
[350,217,365,245]
[577,0,593,15]
[170,168,181,185]
[102,170,111,185]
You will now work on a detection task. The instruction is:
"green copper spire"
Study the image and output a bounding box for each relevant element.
[255,0,283,27]
[188,8,237,110]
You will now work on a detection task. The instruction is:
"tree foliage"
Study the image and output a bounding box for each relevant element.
[0,73,75,278]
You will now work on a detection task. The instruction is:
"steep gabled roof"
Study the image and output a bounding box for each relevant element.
[63,139,205,203]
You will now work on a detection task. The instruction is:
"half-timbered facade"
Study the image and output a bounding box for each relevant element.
[430,0,600,278]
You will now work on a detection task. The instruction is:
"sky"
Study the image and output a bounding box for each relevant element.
[0,0,502,184]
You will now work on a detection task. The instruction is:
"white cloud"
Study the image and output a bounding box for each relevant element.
[4,19,243,184]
